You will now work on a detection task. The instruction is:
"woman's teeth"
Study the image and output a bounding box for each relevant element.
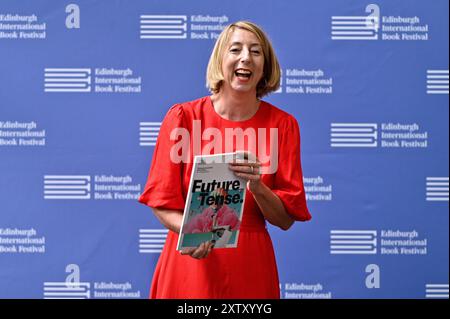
[235,70,252,78]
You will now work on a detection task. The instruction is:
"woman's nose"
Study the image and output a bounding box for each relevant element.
[240,48,251,63]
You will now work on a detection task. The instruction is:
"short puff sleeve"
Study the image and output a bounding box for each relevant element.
[272,115,311,221]
[138,104,186,211]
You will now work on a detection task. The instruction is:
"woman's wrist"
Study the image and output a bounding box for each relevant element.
[249,180,265,195]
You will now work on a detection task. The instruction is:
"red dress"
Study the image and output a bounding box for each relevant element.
[139,96,311,299]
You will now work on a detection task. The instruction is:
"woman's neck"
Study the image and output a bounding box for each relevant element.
[211,90,260,121]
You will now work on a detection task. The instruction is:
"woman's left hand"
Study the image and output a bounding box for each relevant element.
[228,154,262,194]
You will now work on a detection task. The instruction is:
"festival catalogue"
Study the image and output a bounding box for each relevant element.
[176,152,248,250]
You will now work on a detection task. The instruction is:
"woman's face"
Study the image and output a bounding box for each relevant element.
[221,28,264,96]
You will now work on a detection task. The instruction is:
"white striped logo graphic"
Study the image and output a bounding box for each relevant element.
[331,123,378,147]
[43,282,90,299]
[44,68,91,92]
[139,229,168,253]
[426,284,449,299]
[331,14,379,40]
[139,122,161,146]
[426,177,449,201]
[44,175,91,199]
[140,15,187,39]
[330,230,377,254]
[427,70,449,95]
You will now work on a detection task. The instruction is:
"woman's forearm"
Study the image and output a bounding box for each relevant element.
[151,207,183,233]
[251,182,295,231]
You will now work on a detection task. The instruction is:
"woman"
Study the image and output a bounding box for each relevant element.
[139,21,311,299]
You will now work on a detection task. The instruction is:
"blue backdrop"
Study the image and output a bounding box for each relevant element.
[0,0,448,299]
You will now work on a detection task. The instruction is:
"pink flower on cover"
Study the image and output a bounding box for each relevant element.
[184,205,240,234]
[216,205,240,231]
[184,208,214,233]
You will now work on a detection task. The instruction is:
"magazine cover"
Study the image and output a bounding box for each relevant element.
[176,152,248,250]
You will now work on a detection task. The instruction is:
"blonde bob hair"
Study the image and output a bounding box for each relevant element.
[206,21,281,99]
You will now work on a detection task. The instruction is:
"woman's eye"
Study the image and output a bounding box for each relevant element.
[230,48,240,52]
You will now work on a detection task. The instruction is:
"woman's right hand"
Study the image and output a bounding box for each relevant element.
[180,241,214,259]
